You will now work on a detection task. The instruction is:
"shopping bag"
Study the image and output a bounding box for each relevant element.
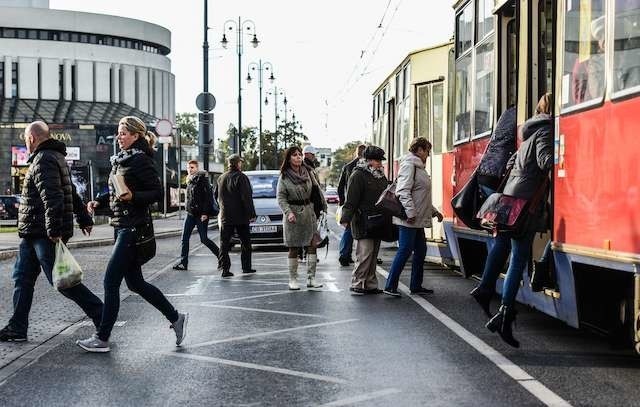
[52,241,83,290]
[451,170,483,230]
[374,182,407,219]
[475,192,528,234]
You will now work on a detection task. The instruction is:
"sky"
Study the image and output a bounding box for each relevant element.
[50,0,454,150]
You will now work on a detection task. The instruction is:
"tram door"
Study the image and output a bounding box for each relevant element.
[386,98,396,180]
[530,0,556,116]
[496,0,518,113]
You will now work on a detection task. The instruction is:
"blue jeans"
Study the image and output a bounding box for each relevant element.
[339,225,353,259]
[98,228,178,341]
[479,231,536,307]
[179,213,220,266]
[385,226,427,291]
[9,238,103,334]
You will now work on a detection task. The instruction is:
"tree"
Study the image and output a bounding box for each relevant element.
[328,140,364,185]
[176,113,198,145]
[222,124,259,170]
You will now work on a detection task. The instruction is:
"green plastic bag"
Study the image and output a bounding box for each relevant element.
[52,241,83,290]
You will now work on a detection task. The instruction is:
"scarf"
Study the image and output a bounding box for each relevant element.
[357,158,386,179]
[110,148,145,166]
[286,164,312,185]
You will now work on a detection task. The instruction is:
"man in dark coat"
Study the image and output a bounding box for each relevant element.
[337,143,366,266]
[173,160,220,270]
[0,121,103,342]
[216,154,257,277]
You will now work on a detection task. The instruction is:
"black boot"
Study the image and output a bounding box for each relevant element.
[486,305,520,348]
[470,286,493,318]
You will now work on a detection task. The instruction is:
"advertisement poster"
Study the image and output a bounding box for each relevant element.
[70,163,91,203]
[11,146,29,166]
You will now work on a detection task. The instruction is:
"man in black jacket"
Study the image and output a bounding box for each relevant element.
[173,160,220,270]
[337,143,366,266]
[0,121,103,342]
[216,154,256,277]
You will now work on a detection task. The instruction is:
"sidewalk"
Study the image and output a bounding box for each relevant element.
[0,213,210,260]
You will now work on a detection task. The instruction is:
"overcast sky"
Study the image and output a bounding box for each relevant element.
[51,0,453,150]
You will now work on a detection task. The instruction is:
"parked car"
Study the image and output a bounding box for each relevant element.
[324,187,339,204]
[0,195,20,226]
[234,170,284,245]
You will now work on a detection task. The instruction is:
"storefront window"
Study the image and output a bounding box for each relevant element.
[456,3,473,57]
[476,0,495,41]
[454,53,472,142]
[561,0,606,109]
[613,1,640,93]
[475,40,494,136]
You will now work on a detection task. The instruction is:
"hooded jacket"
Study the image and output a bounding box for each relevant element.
[186,170,214,217]
[393,153,438,229]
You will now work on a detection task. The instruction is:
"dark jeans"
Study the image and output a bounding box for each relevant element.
[479,230,536,307]
[385,226,427,291]
[98,228,178,341]
[9,238,103,334]
[339,225,353,259]
[219,223,252,272]
[179,213,220,266]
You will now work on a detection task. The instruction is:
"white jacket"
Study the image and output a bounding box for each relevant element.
[393,153,438,229]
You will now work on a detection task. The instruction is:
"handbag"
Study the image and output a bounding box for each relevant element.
[450,170,483,230]
[374,167,416,219]
[134,221,156,266]
[310,182,324,218]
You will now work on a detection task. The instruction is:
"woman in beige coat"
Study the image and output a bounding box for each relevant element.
[277,146,326,290]
[383,137,443,297]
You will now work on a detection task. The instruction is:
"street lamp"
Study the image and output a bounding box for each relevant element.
[265,87,284,167]
[246,60,274,170]
[221,17,259,156]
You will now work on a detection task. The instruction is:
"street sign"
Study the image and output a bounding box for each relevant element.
[155,119,173,137]
[196,92,216,111]
[66,146,80,160]
[158,136,173,144]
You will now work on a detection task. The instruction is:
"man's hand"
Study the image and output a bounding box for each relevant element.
[433,211,444,222]
[287,212,296,224]
[87,201,99,215]
[200,215,208,222]
[49,236,61,243]
[81,226,93,236]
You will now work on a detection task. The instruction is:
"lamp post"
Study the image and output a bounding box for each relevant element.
[265,87,284,167]
[221,17,259,156]
[247,60,274,170]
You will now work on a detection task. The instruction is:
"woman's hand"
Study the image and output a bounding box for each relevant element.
[118,191,133,202]
[87,201,99,215]
[433,211,444,222]
[287,212,297,224]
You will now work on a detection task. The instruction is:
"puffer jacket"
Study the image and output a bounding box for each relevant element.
[340,162,393,240]
[477,106,517,189]
[97,137,162,228]
[186,170,214,217]
[393,153,438,229]
[18,139,75,240]
[217,169,256,225]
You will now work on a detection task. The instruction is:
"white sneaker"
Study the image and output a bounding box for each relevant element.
[171,313,189,346]
[76,334,110,353]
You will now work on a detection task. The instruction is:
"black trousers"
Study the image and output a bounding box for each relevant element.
[219,223,252,272]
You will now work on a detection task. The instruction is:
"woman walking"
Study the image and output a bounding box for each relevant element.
[77,116,188,352]
[470,94,554,348]
[340,146,393,295]
[383,137,443,297]
[277,146,327,290]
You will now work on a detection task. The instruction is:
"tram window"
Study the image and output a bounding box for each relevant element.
[456,3,473,57]
[416,84,430,139]
[613,1,640,93]
[454,53,472,142]
[475,40,494,136]
[382,87,388,114]
[433,83,444,154]
[561,0,606,109]
[476,0,495,41]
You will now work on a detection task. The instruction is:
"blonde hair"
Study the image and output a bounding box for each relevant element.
[535,93,552,115]
[118,116,157,149]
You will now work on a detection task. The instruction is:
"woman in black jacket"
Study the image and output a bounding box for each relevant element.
[470,94,553,348]
[76,116,187,353]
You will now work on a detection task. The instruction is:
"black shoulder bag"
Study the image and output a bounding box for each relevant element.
[134,211,156,266]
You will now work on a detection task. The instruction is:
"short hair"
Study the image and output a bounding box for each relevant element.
[355,144,366,158]
[26,121,49,140]
[409,137,432,153]
[187,160,199,166]
[536,93,552,115]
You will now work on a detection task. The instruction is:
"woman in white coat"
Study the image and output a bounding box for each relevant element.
[383,137,443,297]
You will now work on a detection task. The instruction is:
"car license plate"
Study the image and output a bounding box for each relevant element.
[251,225,277,233]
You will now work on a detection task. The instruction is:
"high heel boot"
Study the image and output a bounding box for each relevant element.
[306,254,323,288]
[470,286,493,318]
[486,305,519,348]
[288,258,300,290]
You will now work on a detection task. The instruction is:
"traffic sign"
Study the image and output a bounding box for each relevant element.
[155,119,173,137]
[196,92,216,111]
[158,136,173,144]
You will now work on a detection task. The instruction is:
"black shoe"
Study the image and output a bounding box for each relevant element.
[349,287,365,296]
[470,286,493,318]
[383,289,401,297]
[173,263,187,271]
[376,258,383,265]
[339,257,350,267]
[365,288,383,294]
[221,270,234,278]
[0,325,27,342]
[486,305,520,348]
[410,287,434,295]
[242,269,257,274]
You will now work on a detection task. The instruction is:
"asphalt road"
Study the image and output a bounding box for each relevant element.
[0,209,639,406]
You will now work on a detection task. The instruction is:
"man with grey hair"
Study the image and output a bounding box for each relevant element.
[0,121,103,342]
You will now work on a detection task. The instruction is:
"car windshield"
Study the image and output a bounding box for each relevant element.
[325,188,337,194]
[247,174,279,198]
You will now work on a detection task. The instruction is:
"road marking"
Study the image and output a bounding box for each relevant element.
[376,267,572,407]
[205,291,296,304]
[319,388,401,406]
[187,319,359,349]
[196,304,328,318]
[324,282,341,292]
[163,352,348,384]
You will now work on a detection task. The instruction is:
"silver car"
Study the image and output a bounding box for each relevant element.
[244,170,284,245]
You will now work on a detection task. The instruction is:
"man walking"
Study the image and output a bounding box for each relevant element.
[173,160,220,271]
[0,121,103,342]
[337,144,366,266]
[216,154,256,277]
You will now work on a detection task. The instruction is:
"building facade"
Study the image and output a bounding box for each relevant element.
[0,0,175,198]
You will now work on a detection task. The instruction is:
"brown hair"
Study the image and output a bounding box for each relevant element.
[118,116,157,149]
[535,93,552,115]
[355,144,367,158]
[187,160,199,166]
[409,137,432,153]
[280,146,303,175]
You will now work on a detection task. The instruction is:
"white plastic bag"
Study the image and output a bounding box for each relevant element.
[335,205,343,224]
[52,241,83,290]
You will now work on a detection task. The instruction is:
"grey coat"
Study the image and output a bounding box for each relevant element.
[393,153,438,229]
[277,169,325,247]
